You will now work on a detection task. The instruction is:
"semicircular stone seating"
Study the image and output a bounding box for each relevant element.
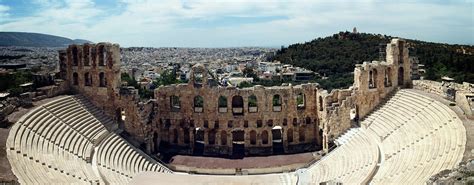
[298,89,466,184]
[6,89,466,185]
[6,95,172,185]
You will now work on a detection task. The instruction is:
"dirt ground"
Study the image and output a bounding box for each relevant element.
[169,152,318,170]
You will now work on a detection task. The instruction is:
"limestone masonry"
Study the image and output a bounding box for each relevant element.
[58,39,413,156]
[6,38,472,184]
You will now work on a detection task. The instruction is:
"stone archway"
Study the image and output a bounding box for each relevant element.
[115,107,125,130]
[232,130,245,158]
[232,96,244,116]
[272,126,284,154]
[398,67,404,86]
[193,128,205,155]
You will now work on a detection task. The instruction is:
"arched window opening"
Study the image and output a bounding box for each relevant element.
[373,69,378,88]
[98,45,105,66]
[83,45,90,66]
[283,118,288,126]
[248,95,258,113]
[319,96,324,111]
[261,130,269,144]
[272,126,282,143]
[267,119,273,127]
[272,94,282,112]
[116,107,126,122]
[195,129,204,142]
[232,130,244,143]
[306,117,311,124]
[170,96,181,112]
[84,72,92,86]
[193,69,204,86]
[227,120,233,128]
[214,120,219,129]
[297,93,305,109]
[398,67,404,86]
[257,120,262,128]
[243,120,248,128]
[194,96,204,113]
[220,130,227,145]
[99,72,106,87]
[72,72,79,85]
[232,96,244,115]
[384,67,392,87]
[299,128,306,142]
[293,118,298,126]
[287,128,294,143]
[218,96,227,113]
[107,51,113,69]
[369,69,377,89]
[250,130,257,145]
[72,46,79,66]
[208,130,216,145]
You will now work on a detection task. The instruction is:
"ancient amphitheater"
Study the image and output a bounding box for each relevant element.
[5,39,473,184]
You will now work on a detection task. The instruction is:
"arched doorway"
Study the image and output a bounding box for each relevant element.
[272,126,284,154]
[232,130,245,158]
[398,67,404,86]
[115,108,125,129]
[193,128,205,155]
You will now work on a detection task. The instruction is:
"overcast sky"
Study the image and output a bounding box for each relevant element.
[0,0,472,47]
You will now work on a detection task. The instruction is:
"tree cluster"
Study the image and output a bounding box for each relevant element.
[271,31,474,89]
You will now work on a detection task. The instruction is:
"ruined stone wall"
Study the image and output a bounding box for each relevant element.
[60,43,122,118]
[153,64,322,156]
[318,38,411,151]
[413,80,445,97]
[57,38,413,157]
[414,80,474,118]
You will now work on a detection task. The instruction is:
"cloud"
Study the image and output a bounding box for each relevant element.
[0,4,9,19]
[0,0,472,47]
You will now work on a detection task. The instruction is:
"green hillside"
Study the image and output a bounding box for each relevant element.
[272,31,474,90]
[0,32,91,47]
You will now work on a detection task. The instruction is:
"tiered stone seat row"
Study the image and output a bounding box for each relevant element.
[300,128,379,184]
[334,128,360,146]
[369,90,466,184]
[6,97,105,184]
[298,89,465,184]
[7,95,172,184]
[95,133,172,184]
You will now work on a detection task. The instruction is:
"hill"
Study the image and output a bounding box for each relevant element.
[272,31,474,90]
[0,32,92,47]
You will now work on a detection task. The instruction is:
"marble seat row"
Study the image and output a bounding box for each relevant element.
[7,95,173,184]
[6,96,105,184]
[368,89,466,184]
[298,89,466,185]
[299,127,379,184]
[95,133,172,184]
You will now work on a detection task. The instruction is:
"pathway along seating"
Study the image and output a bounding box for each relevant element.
[297,89,466,184]
[6,96,172,185]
